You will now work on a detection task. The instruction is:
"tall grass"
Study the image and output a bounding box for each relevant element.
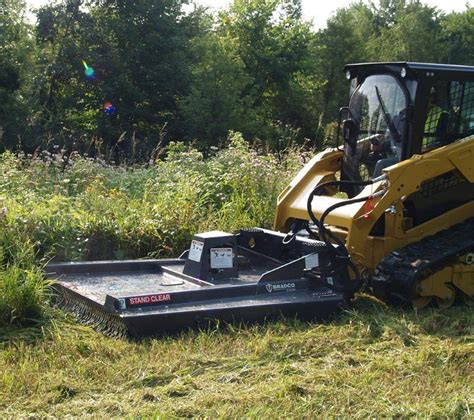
[0,132,306,326]
[0,227,51,327]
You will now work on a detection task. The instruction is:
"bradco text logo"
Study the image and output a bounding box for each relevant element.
[265,282,296,293]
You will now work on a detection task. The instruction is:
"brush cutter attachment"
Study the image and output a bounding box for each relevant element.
[47,229,347,338]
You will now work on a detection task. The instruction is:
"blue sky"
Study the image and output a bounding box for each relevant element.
[26,0,471,29]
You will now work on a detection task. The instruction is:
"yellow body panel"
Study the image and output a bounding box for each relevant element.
[274,148,342,230]
[274,135,474,276]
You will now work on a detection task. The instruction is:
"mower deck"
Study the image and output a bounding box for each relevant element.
[47,230,346,338]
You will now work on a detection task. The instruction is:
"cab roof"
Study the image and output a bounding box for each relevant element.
[344,62,474,81]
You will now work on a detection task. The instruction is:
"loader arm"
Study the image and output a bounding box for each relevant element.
[274,148,343,231]
[347,134,474,273]
[274,134,474,277]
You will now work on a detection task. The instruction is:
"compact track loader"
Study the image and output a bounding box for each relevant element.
[48,62,474,338]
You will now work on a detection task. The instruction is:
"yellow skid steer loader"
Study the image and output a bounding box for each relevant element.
[47,62,474,337]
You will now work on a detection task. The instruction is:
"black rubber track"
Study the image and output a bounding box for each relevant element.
[372,218,474,304]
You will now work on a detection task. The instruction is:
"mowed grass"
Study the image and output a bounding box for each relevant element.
[0,298,473,417]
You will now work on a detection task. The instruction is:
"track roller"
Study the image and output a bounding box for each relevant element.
[411,279,432,309]
[412,296,432,309]
[434,284,456,309]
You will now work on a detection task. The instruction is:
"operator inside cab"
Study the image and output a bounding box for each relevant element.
[370,109,405,177]
[342,73,408,186]
[422,87,449,151]
[340,63,473,200]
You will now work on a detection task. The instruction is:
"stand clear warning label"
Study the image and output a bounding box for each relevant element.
[210,247,233,269]
[189,240,204,262]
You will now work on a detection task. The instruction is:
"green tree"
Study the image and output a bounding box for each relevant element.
[368,1,445,62]
[34,0,101,148]
[218,0,322,146]
[0,0,36,150]
[33,0,195,157]
[178,33,254,146]
[90,0,196,154]
[317,3,373,129]
[441,7,474,65]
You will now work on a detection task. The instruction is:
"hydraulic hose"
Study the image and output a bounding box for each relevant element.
[306,176,387,293]
[306,179,374,251]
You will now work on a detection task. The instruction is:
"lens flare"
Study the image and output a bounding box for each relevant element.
[103,102,116,115]
[82,60,95,80]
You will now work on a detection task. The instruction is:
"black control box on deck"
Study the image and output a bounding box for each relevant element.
[183,231,238,281]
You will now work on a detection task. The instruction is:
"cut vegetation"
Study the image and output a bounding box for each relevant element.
[0,302,472,417]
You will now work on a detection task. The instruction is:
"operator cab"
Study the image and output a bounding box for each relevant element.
[340,62,474,197]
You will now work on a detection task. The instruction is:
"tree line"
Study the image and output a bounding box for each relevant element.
[1,0,473,160]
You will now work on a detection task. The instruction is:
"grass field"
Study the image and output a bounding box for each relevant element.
[1,300,472,417]
[0,138,473,417]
